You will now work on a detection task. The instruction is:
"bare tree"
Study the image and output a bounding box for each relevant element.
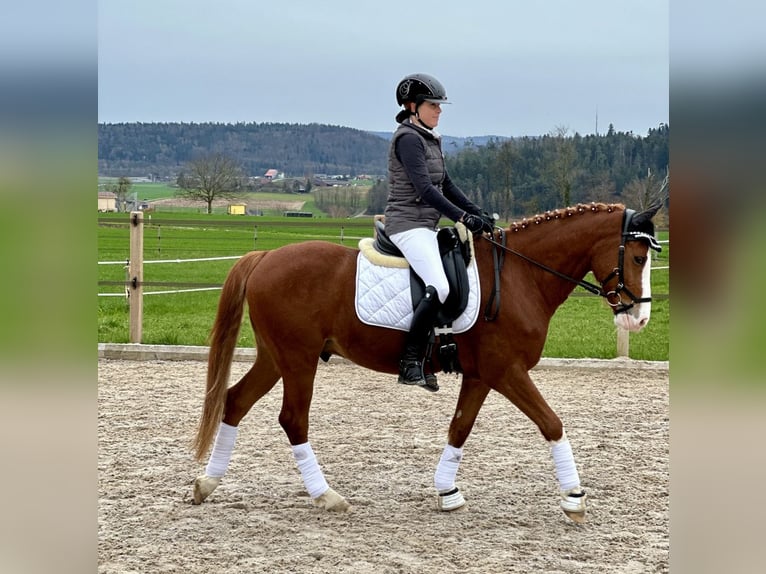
[104,176,133,212]
[623,168,669,211]
[543,125,577,207]
[176,153,244,214]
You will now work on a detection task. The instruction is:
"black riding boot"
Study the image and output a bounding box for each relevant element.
[399,285,441,391]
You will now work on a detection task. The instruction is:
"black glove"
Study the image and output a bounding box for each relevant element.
[462,212,494,234]
[478,211,496,230]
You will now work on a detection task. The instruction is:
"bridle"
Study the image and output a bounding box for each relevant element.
[482,208,659,319]
[599,208,658,314]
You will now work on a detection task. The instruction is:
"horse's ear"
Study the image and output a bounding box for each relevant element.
[631,199,662,228]
[627,199,663,252]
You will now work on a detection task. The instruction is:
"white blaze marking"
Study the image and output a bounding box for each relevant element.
[640,251,653,321]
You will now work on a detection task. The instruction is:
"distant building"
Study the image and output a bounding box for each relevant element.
[264,169,279,180]
[98,191,117,212]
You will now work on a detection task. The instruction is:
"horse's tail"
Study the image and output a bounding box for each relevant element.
[193,251,266,461]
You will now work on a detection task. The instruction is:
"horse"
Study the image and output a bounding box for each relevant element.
[191,201,662,522]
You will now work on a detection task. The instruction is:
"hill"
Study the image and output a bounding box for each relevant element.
[367,131,512,154]
[98,122,392,179]
[98,122,509,180]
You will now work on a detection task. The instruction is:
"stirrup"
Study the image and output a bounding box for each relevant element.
[398,360,439,392]
[398,360,426,385]
[424,372,439,391]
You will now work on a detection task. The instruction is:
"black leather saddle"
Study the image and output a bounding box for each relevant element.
[373,220,472,326]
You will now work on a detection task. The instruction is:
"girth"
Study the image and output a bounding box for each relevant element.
[373,220,471,326]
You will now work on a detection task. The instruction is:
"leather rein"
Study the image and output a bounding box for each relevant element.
[480,209,653,319]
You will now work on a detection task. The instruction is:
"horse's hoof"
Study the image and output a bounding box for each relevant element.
[560,487,587,523]
[563,509,587,523]
[192,475,221,505]
[313,487,351,512]
[437,487,466,511]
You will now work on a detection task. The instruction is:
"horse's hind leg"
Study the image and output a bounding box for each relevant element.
[278,361,350,512]
[193,350,281,504]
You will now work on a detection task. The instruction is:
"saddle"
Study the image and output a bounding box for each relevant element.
[373,219,472,328]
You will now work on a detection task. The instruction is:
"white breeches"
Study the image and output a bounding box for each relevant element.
[390,227,449,303]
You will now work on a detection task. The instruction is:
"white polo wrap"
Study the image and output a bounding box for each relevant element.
[550,433,580,491]
[292,442,329,499]
[434,444,463,492]
[205,422,238,478]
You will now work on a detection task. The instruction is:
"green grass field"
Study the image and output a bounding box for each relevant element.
[98,211,669,360]
[98,181,372,216]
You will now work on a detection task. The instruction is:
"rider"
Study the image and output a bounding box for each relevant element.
[385,72,494,390]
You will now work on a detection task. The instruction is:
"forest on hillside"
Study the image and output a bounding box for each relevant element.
[98,122,391,178]
[364,123,670,219]
[99,121,668,220]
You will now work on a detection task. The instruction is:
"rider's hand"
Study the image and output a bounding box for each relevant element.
[478,211,496,232]
[462,212,493,234]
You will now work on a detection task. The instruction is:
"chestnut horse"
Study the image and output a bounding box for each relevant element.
[191,202,662,522]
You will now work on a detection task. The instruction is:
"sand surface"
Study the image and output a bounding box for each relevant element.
[98,358,668,573]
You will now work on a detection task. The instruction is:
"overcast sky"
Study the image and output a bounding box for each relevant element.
[98,0,668,138]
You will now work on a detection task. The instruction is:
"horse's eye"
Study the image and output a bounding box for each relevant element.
[634,255,647,265]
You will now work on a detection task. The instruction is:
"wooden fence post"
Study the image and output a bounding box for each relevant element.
[129,211,144,343]
[616,327,629,357]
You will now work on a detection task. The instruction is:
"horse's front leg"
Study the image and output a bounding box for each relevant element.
[494,368,587,523]
[433,377,491,511]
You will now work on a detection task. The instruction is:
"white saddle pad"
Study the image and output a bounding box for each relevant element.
[354,239,480,333]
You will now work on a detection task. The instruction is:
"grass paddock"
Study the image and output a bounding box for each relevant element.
[98,211,668,360]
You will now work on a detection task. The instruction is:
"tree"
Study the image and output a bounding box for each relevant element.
[176,153,244,214]
[623,168,669,211]
[543,126,577,207]
[104,176,133,212]
[314,186,364,217]
[365,179,388,215]
[490,141,516,220]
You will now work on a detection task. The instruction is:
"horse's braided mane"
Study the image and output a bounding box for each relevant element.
[508,202,625,232]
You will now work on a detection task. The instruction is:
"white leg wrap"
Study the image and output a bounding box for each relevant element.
[292,442,329,499]
[204,422,238,478]
[434,444,463,492]
[550,433,580,491]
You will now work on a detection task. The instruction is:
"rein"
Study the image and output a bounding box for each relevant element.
[481,209,653,316]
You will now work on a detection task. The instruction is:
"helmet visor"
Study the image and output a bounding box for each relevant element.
[416,94,450,105]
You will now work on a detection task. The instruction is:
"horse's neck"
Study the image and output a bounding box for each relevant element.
[505,209,622,309]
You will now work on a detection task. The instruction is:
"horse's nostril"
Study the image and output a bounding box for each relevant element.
[639,318,648,327]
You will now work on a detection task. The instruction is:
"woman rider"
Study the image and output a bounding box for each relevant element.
[384,73,494,391]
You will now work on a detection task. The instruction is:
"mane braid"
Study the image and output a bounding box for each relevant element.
[508,202,624,232]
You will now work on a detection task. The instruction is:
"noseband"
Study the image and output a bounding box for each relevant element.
[483,209,660,318]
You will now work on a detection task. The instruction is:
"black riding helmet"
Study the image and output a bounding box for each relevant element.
[395,73,450,106]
